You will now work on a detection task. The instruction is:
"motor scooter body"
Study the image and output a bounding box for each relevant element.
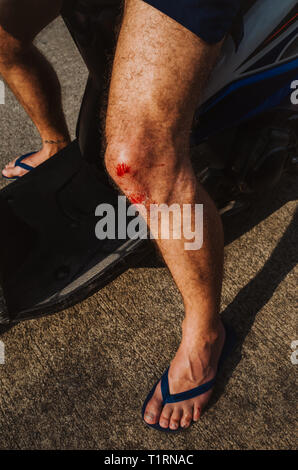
[0,0,297,326]
[196,0,298,211]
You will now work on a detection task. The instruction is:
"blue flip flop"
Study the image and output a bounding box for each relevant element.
[142,323,237,432]
[2,152,36,180]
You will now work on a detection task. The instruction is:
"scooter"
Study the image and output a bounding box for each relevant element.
[0,0,297,328]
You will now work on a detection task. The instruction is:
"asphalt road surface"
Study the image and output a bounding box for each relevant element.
[0,18,297,450]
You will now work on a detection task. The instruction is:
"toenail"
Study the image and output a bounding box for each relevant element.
[145,413,155,422]
[160,420,168,428]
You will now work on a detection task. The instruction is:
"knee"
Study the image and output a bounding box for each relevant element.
[105,137,148,185]
[105,128,184,195]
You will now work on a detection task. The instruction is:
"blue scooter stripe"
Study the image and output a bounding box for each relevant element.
[201,57,298,114]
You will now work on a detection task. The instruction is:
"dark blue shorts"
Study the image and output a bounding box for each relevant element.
[142,0,241,44]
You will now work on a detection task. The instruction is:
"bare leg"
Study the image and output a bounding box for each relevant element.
[0,0,70,178]
[105,0,225,430]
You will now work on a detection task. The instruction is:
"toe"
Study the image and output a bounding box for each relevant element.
[2,166,25,179]
[180,405,193,429]
[169,408,182,431]
[2,168,12,178]
[144,398,162,425]
[144,403,161,425]
[144,382,163,425]
[159,405,172,429]
[5,160,16,169]
[193,403,201,422]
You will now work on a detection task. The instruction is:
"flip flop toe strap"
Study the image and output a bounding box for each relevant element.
[161,368,216,405]
[15,153,35,172]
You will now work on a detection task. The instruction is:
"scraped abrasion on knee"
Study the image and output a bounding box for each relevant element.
[110,155,149,204]
[116,162,131,177]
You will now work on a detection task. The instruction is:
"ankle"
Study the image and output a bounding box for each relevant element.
[42,137,70,156]
[43,137,70,146]
[182,311,222,333]
[181,315,224,346]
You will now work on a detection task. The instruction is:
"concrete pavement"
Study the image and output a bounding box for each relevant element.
[0,18,297,450]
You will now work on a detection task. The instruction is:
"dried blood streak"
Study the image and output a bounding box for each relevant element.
[129,193,147,204]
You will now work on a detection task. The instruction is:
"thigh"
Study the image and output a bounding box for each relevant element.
[142,0,241,45]
[106,0,222,143]
[0,0,63,42]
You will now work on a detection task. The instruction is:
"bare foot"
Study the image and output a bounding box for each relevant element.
[144,318,226,430]
[2,140,70,179]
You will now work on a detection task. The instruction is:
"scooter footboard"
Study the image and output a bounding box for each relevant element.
[0,142,147,324]
[0,0,139,325]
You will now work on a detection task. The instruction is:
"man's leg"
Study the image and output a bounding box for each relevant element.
[0,0,70,178]
[105,0,225,430]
